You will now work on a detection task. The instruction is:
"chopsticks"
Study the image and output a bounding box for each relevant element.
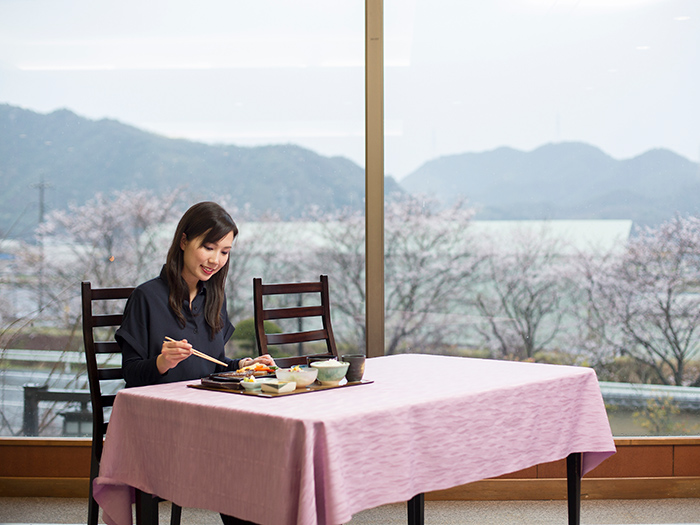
[164,336,228,367]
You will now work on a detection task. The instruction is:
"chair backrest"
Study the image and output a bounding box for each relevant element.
[81,281,133,459]
[253,275,338,367]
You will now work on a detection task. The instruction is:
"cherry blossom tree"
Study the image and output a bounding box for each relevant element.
[16,189,183,327]
[310,206,367,351]
[38,189,182,286]
[579,216,700,386]
[223,210,309,323]
[473,224,577,361]
[383,197,483,354]
[0,190,185,434]
[306,196,483,354]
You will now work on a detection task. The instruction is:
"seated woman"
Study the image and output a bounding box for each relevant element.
[116,201,273,525]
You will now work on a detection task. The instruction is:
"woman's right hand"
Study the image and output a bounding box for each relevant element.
[156,338,193,375]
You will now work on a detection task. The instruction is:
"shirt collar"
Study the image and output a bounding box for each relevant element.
[159,265,208,298]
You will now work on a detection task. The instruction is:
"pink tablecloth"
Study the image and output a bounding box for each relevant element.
[93,354,615,525]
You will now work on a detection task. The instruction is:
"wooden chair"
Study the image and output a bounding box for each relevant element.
[81,281,181,525]
[253,275,339,367]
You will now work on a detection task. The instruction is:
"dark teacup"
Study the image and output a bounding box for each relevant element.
[341,354,366,382]
[306,355,332,367]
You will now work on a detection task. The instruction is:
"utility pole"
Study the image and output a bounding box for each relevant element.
[31,178,51,313]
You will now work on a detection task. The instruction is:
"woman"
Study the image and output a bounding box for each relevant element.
[116,202,270,525]
[117,201,274,387]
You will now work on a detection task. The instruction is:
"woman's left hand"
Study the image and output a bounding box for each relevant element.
[242,354,276,368]
[255,354,276,367]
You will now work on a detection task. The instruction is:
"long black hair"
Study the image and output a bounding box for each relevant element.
[164,202,238,337]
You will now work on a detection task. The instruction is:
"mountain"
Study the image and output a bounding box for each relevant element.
[400,142,700,226]
[3,103,698,238]
[0,104,403,238]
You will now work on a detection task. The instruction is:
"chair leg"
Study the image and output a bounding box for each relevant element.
[171,503,182,525]
[135,489,159,525]
[87,455,99,525]
[567,453,582,525]
[87,494,99,525]
[407,493,424,525]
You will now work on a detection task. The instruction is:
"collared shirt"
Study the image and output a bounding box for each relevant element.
[116,267,239,388]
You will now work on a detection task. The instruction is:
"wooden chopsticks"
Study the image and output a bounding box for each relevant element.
[164,336,228,367]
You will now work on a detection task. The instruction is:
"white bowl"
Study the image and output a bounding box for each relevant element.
[310,359,350,386]
[276,366,318,388]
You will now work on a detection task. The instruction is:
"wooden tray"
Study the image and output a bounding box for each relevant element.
[188,379,373,398]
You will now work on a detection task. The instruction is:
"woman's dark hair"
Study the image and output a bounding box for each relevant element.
[165,202,238,337]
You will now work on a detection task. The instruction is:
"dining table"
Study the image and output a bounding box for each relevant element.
[93,353,616,525]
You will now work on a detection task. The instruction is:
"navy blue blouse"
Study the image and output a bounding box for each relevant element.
[116,268,239,388]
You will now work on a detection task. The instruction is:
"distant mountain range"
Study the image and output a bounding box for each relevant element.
[401,143,700,226]
[1,103,698,238]
[0,104,402,238]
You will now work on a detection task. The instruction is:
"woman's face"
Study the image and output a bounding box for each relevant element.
[180,230,234,289]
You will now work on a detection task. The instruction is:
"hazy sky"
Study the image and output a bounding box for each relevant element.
[1,0,698,179]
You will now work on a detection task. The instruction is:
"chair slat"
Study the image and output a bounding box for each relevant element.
[100,394,117,408]
[274,356,312,367]
[262,282,322,295]
[92,313,124,328]
[94,341,121,354]
[263,305,324,321]
[275,353,334,367]
[98,368,123,381]
[90,287,134,300]
[267,329,328,345]
[254,275,338,359]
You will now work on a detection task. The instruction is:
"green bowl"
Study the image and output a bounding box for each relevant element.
[310,360,350,386]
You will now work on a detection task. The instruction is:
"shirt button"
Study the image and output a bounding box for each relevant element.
[194,328,198,334]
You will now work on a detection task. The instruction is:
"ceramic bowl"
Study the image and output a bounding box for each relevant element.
[275,366,318,388]
[310,359,350,386]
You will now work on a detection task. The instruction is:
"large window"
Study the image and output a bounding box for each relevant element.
[0,0,365,436]
[384,0,700,436]
[1,0,699,439]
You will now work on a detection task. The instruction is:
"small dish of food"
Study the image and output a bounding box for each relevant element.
[240,376,274,391]
[275,365,318,388]
[260,380,297,394]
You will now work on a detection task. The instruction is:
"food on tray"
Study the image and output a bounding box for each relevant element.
[214,362,278,379]
[239,362,278,374]
[261,380,296,394]
[241,376,273,391]
[311,359,341,367]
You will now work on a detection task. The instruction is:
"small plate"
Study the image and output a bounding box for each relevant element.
[240,378,274,391]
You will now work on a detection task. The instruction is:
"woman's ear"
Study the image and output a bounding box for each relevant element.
[180,233,188,251]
